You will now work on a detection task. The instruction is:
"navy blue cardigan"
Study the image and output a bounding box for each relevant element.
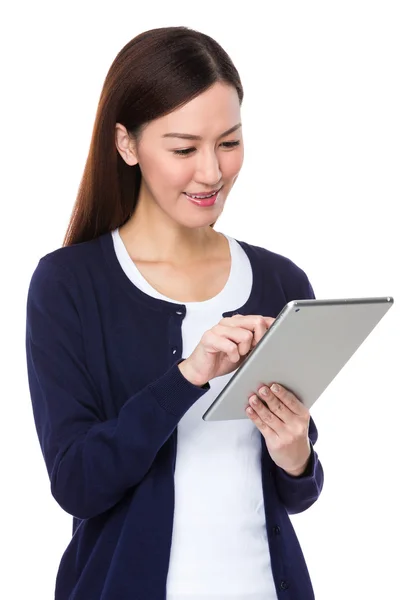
[25,232,324,599]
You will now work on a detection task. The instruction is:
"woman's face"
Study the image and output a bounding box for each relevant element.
[116,82,244,228]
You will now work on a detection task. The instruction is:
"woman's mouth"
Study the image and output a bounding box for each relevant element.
[183,188,222,207]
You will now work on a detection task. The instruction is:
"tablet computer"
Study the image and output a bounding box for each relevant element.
[202,296,394,421]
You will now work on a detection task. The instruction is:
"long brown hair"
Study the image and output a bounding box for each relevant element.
[63,26,244,247]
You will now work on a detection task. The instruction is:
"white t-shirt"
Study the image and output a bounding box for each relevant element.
[112,228,278,600]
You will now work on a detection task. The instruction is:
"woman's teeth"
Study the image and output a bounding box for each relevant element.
[184,189,221,206]
[187,192,216,199]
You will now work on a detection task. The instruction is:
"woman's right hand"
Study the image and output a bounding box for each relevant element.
[178,314,275,387]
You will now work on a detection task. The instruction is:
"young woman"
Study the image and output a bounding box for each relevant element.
[26,26,324,600]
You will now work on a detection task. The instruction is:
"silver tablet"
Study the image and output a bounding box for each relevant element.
[202,297,394,421]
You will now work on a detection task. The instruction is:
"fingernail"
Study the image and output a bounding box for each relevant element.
[259,387,268,396]
[272,384,281,393]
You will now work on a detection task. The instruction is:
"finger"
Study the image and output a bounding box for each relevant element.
[270,384,309,417]
[264,317,275,328]
[252,316,275,346]
[257,385,293,424]
[247,394,284,435]
[202,329,241,362]
[246,400,281,446]
[220,315,270,346]
[204,326,253,359]
[251,316,273,344]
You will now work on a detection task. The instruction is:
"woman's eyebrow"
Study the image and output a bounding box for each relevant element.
[162,123,242,141]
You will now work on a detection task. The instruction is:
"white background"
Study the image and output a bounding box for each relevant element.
[1,1,417,598]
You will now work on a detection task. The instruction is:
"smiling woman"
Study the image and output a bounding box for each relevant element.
[62,28,245,248]
[26,25,323,600]
[114,81,244,237]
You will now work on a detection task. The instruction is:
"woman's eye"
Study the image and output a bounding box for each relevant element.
[173,140,241,157]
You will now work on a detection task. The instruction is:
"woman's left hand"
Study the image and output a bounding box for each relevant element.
[245,383,312,477]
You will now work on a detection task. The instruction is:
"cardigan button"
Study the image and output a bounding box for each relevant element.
[279,580,289,590]
[273,524,281,535]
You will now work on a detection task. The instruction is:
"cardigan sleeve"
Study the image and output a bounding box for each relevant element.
[25,257,210,521]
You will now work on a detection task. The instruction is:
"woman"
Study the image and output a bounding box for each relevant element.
[26,26,324,600]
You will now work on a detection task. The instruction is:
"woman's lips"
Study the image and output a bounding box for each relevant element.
[184,189,221,207]
[184,186,223,198]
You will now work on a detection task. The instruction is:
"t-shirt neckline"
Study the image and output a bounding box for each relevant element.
[112,228,242,309]
[99,230,263,315]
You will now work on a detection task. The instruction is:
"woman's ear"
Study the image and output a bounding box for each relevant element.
[115,123,138,166]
